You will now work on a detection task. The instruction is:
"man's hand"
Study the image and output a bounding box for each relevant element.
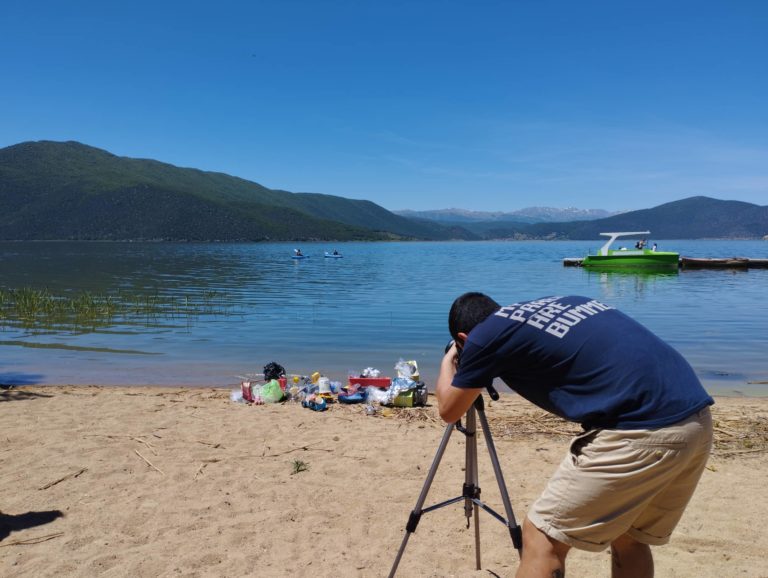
[436,341,482,424]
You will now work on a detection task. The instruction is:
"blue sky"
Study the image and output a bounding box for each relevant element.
[2,0,767,212]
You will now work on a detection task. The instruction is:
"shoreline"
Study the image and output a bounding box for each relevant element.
[4,378,768,398]
[2,386,767,577]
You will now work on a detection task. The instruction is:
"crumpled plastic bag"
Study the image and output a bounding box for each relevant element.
[366,386,390,405]
[385,377,416,405]
[261,379,285,403]
[394,359,419,380]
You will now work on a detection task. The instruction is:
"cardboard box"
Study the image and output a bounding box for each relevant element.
[392,382,428,407]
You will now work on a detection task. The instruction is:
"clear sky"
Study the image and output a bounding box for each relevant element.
[2,0,767,212]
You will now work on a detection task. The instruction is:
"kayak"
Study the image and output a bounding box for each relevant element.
[291,255,309,259]
[324,252,343,258]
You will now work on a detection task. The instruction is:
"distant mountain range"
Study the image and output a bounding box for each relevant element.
[395,207,619,224]
[1,140,766,241]
[466,196,768,240]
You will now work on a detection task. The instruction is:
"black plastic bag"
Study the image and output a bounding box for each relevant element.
[263,362,286,381]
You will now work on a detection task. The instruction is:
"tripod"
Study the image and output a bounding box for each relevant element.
[388,391,523,577]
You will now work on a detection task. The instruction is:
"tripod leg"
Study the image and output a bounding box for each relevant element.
[476,405,523,554]
[388,421,456,578]
[464,406,483,570]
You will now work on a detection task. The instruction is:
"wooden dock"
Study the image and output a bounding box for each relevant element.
[564,257,768,269]
[679,257,768,269]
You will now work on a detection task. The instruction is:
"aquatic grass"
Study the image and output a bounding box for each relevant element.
[0,286,236,331]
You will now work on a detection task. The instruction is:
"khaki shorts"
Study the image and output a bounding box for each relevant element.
[528,407,713,552]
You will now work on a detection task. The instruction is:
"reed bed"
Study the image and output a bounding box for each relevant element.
[0,286,234,329]
[353,397,768,457]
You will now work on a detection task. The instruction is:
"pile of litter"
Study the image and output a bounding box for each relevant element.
[229,375,768,458]
[230,359,428,415]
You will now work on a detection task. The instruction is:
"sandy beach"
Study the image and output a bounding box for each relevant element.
[2,386,767,577]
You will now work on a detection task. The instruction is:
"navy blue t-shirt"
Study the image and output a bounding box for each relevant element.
[452,295,713,430]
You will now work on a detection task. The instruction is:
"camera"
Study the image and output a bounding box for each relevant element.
[445,340,461,368]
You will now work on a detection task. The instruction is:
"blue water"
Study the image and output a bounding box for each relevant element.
[1,240,766,395]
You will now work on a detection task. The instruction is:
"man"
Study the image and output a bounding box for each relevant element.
[436,293,713,578]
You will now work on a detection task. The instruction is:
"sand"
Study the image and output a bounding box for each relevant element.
[1,386,767,577]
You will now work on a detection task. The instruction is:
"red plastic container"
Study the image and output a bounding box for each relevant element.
[348,376,391,389]
[278,377,287,391]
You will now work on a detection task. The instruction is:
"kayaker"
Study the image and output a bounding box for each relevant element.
[294,248,303,256]
[437,292,713,578]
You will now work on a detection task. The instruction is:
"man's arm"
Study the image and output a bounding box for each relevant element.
[436,342,482,423]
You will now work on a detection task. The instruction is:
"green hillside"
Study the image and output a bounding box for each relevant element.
[0,141,474,241]
[3,141,762,242]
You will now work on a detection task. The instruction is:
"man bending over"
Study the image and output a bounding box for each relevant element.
[436,293,713,578]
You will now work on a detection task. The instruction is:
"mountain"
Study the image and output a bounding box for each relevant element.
[395,206,618,224]
[481,197,768,240]
[0,141,475,241]
[2,141,765,241]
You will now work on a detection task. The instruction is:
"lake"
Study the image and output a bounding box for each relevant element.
[1,240,766,396]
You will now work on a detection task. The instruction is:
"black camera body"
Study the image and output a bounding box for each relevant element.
[445,340,461,368]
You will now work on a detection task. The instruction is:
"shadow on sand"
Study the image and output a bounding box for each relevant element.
[0,510,64,542]
[0,381,53,402]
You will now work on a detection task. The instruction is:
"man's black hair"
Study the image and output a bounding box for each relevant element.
[448,292,501,340]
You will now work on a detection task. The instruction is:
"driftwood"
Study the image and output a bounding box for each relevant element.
[39,468,88,490]
[0,532,64,547]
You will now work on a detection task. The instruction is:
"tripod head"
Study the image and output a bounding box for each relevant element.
[445,340,500,402]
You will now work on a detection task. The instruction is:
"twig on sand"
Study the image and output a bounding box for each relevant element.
[0,532,64,547]
[193,457,222,479]
[39,468,88,490]
[329,415,354,422]
[197,440,223,449]
[266,441,334,457]
[84,433,159,454]
[715,447,768,457]
[131,436,157,455]
[713,425,738,437]
[134,450,164,475]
